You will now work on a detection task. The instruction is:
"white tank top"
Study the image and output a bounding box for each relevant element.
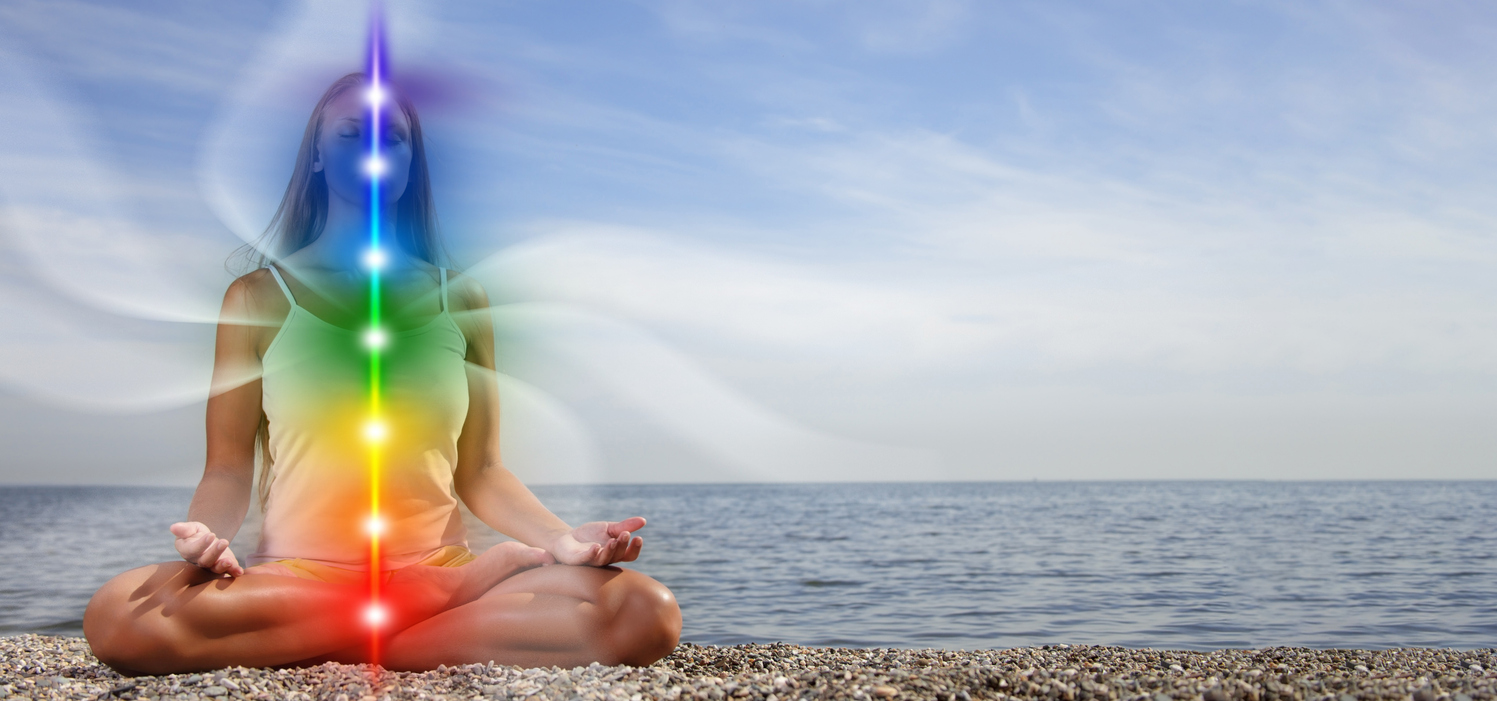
[248,264,471,570]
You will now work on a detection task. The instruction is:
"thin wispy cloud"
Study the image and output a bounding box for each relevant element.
[2,1,1496,483]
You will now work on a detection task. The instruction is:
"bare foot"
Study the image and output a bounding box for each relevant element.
[386,542,553,613]
[446,542,554,608]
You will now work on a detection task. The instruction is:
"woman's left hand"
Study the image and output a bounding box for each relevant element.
[548,516,646,566]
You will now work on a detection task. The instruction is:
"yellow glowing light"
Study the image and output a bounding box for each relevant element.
[365,604,387,626]
[366,516,385,535]
[363,420,387,442]
[364,327,388,350]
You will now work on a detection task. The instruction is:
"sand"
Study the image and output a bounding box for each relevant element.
[0,634,1492,701]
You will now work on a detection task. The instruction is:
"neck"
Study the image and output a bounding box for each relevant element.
[300,194,398,271]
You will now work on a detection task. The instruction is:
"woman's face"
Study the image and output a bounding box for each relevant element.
[312,86,414,209]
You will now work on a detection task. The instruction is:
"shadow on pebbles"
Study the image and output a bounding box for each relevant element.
[1,635,1493,701]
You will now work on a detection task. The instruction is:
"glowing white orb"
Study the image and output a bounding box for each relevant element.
[365,604,386,626]
[366,516,385,535]
[367,85,386,106]
[363,420,387,442]
[363,327,388,350]
[364,157,386,177]
[363,247,387,269]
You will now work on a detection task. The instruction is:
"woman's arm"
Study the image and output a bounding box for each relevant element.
[449,273,643,565]
[173,274,274,577]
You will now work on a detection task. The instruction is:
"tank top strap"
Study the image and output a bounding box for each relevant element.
[440,268,449,313]
[265,265,298,307]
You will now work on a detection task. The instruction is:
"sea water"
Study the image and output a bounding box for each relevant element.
[0,481,1492,650]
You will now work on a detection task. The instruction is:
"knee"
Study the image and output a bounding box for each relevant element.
[604,570,681,666]
[84,562,198,676]
[84,567,151,674]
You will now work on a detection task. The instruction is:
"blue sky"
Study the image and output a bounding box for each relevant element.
[1,1,1495,484]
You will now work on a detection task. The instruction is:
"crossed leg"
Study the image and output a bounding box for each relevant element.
[296,565,681,671]
[84,545,680,676]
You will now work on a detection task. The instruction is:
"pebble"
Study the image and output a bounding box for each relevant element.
[0,634,1493,701]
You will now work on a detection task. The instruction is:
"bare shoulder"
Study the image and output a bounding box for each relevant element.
[444,269,491,314]
[221,268,289,324]
[445,269,493,359]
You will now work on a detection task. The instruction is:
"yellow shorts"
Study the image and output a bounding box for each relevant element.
[264,545,477,586]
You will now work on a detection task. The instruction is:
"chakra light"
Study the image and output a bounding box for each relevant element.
[363,327,388,349]
[364,5,388,668]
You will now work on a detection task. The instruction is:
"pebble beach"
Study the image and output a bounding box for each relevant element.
[1,635,1492,701]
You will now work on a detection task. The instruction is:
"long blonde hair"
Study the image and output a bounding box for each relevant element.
[234,72,449,510]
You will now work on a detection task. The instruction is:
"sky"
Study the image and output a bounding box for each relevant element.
[1,0,1495,485]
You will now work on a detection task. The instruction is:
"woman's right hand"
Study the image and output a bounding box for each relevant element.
[170,522,245,577]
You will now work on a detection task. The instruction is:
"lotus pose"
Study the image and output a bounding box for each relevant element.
[82,73,681,675]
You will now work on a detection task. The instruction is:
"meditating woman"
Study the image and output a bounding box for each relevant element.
[82,72,681,675]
